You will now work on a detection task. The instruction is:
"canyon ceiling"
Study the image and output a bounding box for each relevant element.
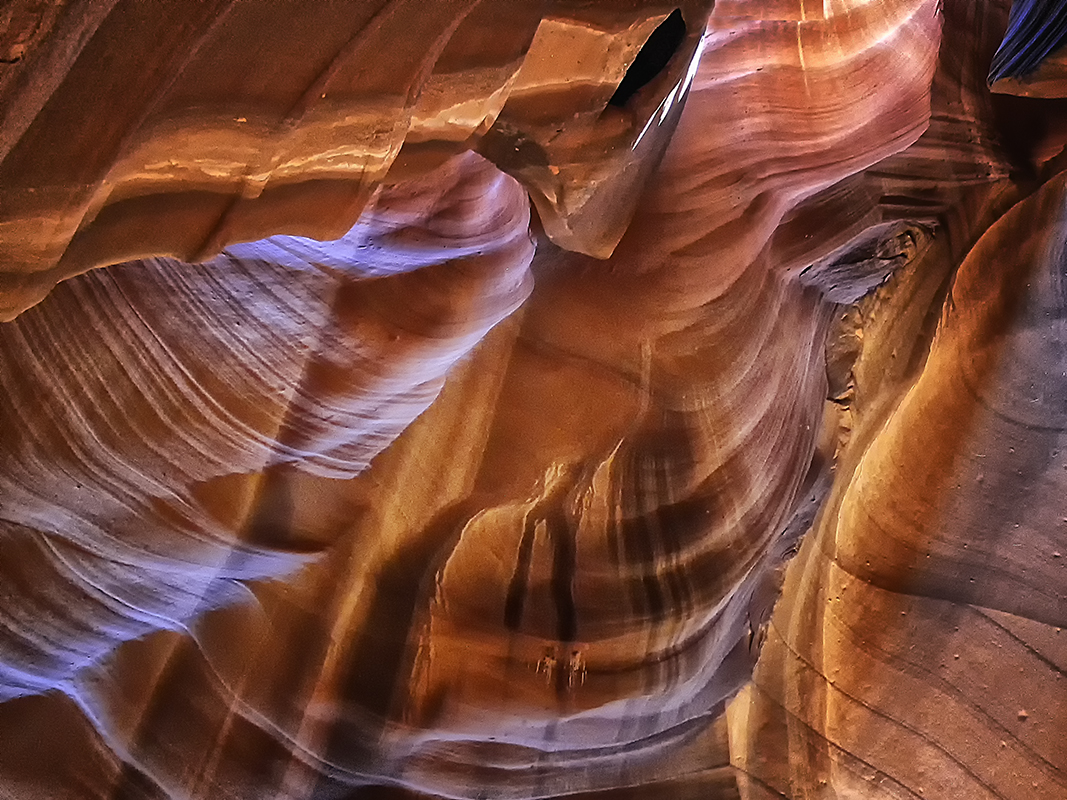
[1,1,1066,798]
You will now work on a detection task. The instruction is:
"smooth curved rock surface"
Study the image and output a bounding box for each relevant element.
[730,170,1067,800]
[0,1,1065,799]
[0,0,714,319]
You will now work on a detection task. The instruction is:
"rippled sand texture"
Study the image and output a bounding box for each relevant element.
[1,0,1067,799]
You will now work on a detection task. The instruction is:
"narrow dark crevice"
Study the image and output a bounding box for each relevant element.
[608,9,686,107]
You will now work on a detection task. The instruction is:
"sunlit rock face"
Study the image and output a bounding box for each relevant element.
[1,1,1065,798]
[0,0,712,318]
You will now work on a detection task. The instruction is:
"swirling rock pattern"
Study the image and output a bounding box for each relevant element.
[0,0,713,319]
[0,149,533,700]
[0,1,1066,799]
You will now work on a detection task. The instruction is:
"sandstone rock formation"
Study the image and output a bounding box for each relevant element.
[0,1,1065,798]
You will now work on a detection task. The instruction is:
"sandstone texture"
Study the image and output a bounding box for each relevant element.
[0,1,1065,798]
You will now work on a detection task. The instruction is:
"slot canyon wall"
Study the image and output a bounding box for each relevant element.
[0,1,1065,798]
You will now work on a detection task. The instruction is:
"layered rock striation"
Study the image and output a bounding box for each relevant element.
[0,1,1065,798]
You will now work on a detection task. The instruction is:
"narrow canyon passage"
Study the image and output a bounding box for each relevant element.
[0,1,1065,798]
